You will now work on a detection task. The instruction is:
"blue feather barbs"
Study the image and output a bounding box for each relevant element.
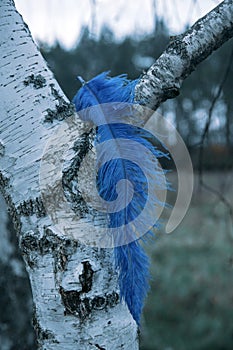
[73,72,169,325]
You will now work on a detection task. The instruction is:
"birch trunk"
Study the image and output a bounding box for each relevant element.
[1,0,233,349]
[0,1,137,349]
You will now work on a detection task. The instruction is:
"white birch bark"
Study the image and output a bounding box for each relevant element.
[135,0,233,111]
[0,1,137,349]
[1,0,233,349]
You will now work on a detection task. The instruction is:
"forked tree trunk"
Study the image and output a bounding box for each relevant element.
[0,0,233,349]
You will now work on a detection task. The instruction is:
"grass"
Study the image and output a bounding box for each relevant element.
[140,171,233,350]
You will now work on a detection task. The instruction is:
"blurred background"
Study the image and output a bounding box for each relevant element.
[1,0,233,349]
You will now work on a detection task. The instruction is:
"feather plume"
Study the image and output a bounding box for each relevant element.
[73,72,169,325]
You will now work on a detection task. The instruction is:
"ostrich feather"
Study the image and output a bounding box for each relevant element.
[73,72,169,325]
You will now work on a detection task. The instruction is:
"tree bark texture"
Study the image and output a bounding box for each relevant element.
[135,0,233,111]
[0,1,137,349]
[1,0,233,349]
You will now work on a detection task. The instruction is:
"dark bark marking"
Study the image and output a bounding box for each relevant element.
[55,238,77,271]
[79,261,94,293]
[21,234,38,251]
[45,102,74,122]
[23,74,46,89]
[60,256,118,321]
[44,83,75,122]
[60,288,85,318]
[0,180,47,233]
[91,296,106,310]
[0,172,21,231]
[105,291,119,307]
[0,171,9,188]
[60,286,119,321]
[17,196,46,217]
[94,344,106,350]
[60,261,94,319]
[62,129,95,217]
[89,343,106,350]
[20,228,78,269]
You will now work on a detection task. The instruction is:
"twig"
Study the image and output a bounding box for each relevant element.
[198,44,233,240]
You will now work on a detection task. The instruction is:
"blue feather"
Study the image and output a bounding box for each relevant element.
[73,72,169,325]
[73,71,137,109]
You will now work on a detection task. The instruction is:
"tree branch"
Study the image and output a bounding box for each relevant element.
[135,0,233,110]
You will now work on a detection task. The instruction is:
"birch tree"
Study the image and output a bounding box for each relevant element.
[0,0,233,349]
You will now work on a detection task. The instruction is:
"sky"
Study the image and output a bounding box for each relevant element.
[14,0,222,49]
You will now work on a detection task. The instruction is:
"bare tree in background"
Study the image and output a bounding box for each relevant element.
[0,0,233,349]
